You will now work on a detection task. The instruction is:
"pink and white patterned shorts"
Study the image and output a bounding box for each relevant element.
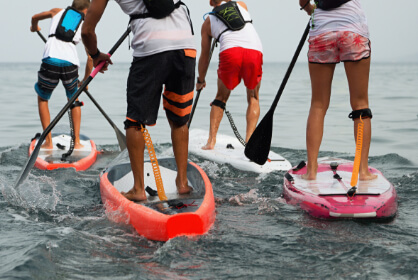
[308,31,371,63]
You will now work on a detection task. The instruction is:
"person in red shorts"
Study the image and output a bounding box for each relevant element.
[196,0,263,150]
[299,0,377,181]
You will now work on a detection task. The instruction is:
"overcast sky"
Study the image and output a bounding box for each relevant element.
[1,0,417,64]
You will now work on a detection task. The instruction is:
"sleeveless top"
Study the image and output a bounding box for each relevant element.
[310,0,369,38]
[209,1,262,54]
[115,0,195,57]
[43,9,82,67]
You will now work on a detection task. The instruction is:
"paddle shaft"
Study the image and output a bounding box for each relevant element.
[188,40,217,128]
[244,21,310,165]
[36,30,47,43]
[268,21,310,114]
[15,27,131,188]
[83,89,127,150]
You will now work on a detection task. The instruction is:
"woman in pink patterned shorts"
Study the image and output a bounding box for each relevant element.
[299,0,377,181]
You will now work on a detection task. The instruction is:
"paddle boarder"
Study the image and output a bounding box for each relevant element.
[81,0,195,201]
[30,0,93,150]
[299,0,377,181]
[196,0,263,150]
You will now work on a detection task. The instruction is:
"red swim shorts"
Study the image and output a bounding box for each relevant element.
[308,31,371,64]
[218,47,263,90]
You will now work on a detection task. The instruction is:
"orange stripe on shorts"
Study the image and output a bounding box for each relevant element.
[164,90,194,104]
[163,100,192,117]
[184,49,197,58]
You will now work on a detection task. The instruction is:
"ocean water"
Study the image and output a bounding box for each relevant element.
[0,62,417,279]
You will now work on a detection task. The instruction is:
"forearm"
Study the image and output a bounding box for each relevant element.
[197,56,210,82]
[81,0,108,55]
[82,55,94,80]
[31,10,53,31]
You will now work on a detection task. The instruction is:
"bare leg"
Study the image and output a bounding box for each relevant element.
[38,96,53,149]
[245,82,261,142]
[70,98,84,149]
[302,63,336,180]
[344,57,377,181]
[202,78,231,150]
[121,127,147,201]
[169,121,192,194]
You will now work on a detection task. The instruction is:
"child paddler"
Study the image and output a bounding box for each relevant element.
[30,0,93,149]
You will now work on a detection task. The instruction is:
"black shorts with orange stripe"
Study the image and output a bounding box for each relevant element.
[125,49,196,128]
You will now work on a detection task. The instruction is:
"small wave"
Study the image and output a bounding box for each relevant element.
[1,174,60,212]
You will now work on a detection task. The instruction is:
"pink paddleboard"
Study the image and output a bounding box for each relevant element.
[283,157,397,219]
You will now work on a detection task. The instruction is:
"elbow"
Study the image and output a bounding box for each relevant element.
[81,26,93,42]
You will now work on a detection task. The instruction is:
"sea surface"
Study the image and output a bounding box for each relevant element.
[0,62,417,279]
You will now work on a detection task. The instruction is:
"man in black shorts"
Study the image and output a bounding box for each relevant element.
[82,0,195,201]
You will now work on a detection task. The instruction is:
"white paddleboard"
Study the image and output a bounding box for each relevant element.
[189,129,292,173]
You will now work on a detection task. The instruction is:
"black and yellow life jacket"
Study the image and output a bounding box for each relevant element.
[212,1,252,43]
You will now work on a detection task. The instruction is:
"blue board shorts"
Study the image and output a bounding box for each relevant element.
[124,49,196,128]
[35,57,79,100]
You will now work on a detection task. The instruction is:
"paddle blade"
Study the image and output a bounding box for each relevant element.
[244,110,274,165]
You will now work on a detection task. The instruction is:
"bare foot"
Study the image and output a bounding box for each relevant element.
[359,172,378,181]
[201,139,215,150]
[41,142,53,149]
[74,143,84,150]
[301,172,316,181]
[176,177,192,195]
[121,188,147,202]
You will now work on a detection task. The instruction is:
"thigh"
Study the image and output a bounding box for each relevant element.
[60,65,79,99]
[338,32,371,63]
[308,32,339,64]
[344,57,371,110]
[164,50,196,126]
[126,55,165,126]
[35,62,60,100]
[308,62,336,109]
[241,49,263,90]
[217,47,243,90]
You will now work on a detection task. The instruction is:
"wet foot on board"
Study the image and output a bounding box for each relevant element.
[41,142,53,149]
[74,143,85,150]
[359,172,378,181]
[176,177,192,195]
[121,188,147,202]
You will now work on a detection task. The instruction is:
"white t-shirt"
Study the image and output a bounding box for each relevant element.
[115,0,195,57]
[209,1,263,53]
[43,9,82,67]
[309,0,369,38]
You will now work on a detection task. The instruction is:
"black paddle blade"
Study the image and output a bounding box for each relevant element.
[244,110,274,165]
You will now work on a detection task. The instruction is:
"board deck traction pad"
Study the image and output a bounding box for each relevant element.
[113,162,203,214]
[286,158,391,196]
[105,159,208,215]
